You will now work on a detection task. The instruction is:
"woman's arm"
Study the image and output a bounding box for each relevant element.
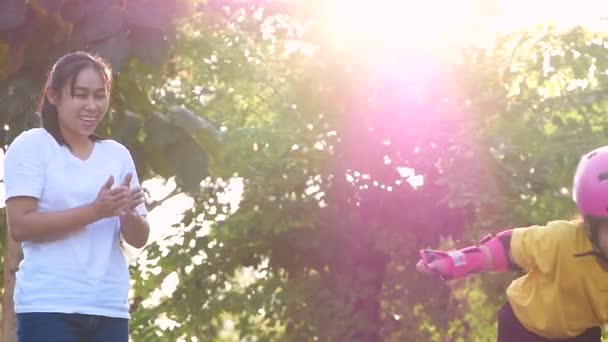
[7,197,98,242]
[120,212,149,249]
[6,176,129,243]
[117,173,149,249]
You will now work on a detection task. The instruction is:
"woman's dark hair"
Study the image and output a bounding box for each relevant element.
[38,51,113,147]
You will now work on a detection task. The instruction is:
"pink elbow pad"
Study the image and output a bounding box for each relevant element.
[420,229,512,280]
[480,229,511,271]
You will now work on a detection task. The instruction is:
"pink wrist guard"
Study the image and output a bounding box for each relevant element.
[420,229,512,280]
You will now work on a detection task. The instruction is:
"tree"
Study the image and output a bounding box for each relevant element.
[4,1,608,341]
[131,19,608,341]
[127,5,477,341]
[391,26,608,340]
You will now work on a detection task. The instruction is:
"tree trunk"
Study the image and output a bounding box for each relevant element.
[2,236,21,342]
[351,250,389,342]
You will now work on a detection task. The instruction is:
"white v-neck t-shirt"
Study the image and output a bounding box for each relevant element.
[3,127,147,318]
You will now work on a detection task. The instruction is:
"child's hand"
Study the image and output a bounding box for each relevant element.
[416,250,454,279]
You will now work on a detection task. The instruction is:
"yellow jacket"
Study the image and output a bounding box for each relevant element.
[508,220,608,338]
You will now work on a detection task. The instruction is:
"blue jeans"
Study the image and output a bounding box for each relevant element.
[17,313,128,342]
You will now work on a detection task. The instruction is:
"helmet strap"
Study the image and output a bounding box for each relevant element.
[575,223,608,264]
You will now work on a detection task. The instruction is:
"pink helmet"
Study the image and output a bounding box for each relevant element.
[573,146,608,217]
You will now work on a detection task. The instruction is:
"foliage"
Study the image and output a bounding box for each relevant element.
[129,5,481,341]
[0,0,216,194]
[3,1,608,341]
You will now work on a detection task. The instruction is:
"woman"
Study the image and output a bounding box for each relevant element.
[4,51,150,342]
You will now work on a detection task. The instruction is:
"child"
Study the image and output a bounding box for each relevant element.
[417,146,608,341]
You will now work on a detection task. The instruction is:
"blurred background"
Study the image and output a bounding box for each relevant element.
[1,0,608,341]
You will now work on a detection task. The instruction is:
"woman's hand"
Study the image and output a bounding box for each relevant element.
[93,175,129,219]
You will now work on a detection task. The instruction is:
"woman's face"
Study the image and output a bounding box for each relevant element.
[48,66,109,140]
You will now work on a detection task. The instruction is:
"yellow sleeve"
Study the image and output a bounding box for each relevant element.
[510,222,565,273]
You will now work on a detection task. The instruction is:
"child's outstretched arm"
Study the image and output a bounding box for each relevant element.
[416,230,518,280]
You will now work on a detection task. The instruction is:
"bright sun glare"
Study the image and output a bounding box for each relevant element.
[318,0,608,56]
[323,0,483,53]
